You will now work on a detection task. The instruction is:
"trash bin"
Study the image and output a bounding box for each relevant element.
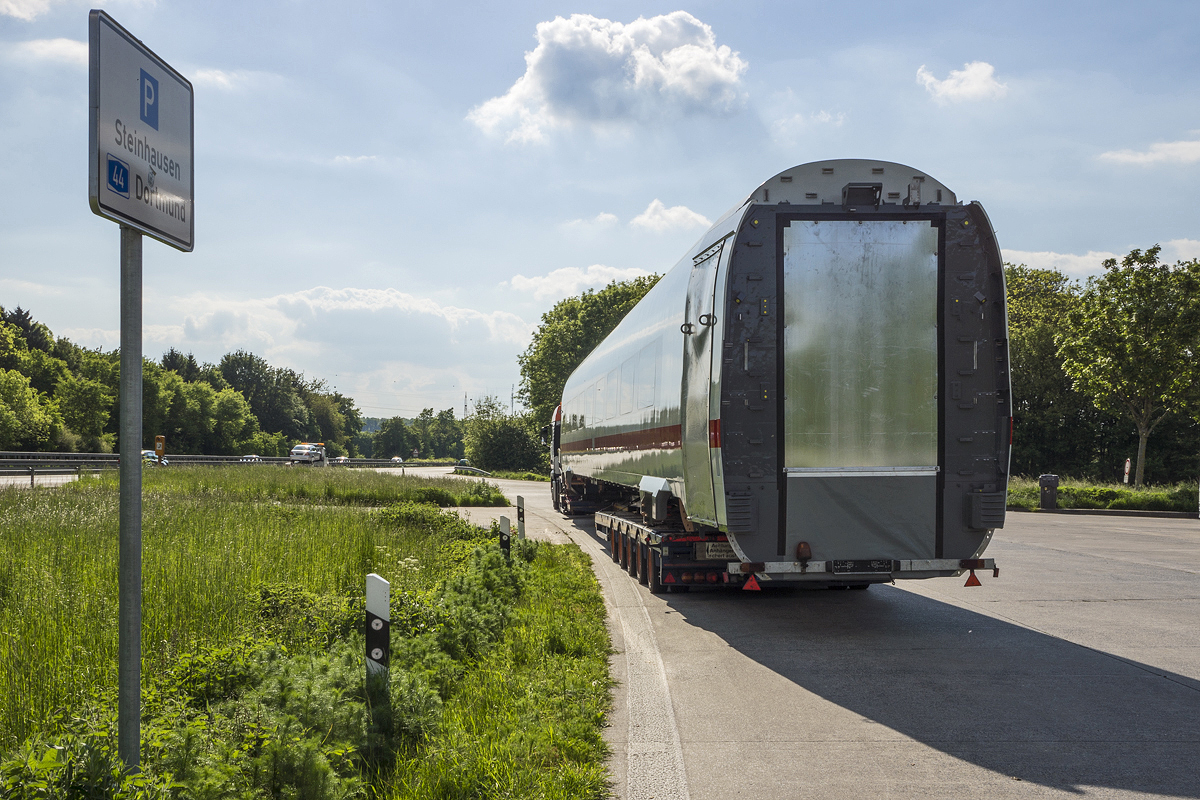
[1038,474,1059,510]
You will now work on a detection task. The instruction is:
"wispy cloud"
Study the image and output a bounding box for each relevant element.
[330,155,378,166]
[917,61,1007,103]
[467,11,748,143]
[67,285,537,416]
[1003,240,1200,277]
[770,109,846,143]
[630,199,710,232]
[4,37,87,66]
[2,0,154,22]
[1003,249,1118,277]
[1099,138,1200,165]
[0,0,54,21]
[561,212,619,231]
[507,264,651,301]
[191,68,283,91]
[1164,238,1200,261]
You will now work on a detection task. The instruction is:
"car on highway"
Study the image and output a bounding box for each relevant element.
[332,456,349,464]
[456,458,470,466]
[390,456,404,463]
[239,454,263,463]
[289,443,327,466]
[141,449,167,466]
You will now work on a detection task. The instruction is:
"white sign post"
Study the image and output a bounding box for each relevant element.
[88,10,193,770]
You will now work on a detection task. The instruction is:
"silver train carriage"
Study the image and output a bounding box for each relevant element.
[551,159,1011,585]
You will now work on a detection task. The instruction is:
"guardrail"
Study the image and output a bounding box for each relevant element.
[0,451,442,474]
[452,466,493,477]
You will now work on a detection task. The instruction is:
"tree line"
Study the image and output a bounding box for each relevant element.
[1008,246,1200,486]
[0,307,475,461]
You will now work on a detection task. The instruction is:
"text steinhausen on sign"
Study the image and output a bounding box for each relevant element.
[89,10,194,252]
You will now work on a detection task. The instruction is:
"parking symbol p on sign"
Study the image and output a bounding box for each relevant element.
[139,69,159,130]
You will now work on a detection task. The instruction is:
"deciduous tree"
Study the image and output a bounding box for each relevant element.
[1057,247,1200,486]
[518,276,660,425]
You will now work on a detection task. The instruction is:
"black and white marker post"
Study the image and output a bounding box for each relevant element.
[499,516,511,556]
[516,496,526,540]
[365,573,391,711]
[89,11,194,769]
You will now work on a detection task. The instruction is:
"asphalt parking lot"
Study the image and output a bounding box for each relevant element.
[451,477,1200,800]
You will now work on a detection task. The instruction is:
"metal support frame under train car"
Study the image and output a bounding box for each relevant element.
[595,510,744,593]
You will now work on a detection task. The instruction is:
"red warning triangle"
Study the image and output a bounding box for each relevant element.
[964,569,982,587]
[743,574,762,591]
[663,572,676,584]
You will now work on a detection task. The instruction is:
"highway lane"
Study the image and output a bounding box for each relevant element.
[425,468,1200,800]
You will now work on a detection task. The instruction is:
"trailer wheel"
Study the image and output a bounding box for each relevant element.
[637,543,649,585]
[626,536,638,578]
[619,532,630,571]
[608,529,619,562]
[551,477,561,512]
[648,551,664,594]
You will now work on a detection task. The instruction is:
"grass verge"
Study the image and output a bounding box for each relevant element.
[1007,475,1198,512]
[91,464,508,507]
[1,471,610,797]
[488,470,551,482]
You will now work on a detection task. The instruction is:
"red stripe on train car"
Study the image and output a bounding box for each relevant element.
[708,419,721,448]
[560,424,683,454]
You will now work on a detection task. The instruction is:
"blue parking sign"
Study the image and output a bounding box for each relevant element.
[106,154,130,198]
[140,69,159,130]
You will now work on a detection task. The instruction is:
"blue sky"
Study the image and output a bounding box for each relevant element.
[1,0,1197,417]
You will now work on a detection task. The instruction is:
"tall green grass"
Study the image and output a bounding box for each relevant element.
[0,470,611,797]
[1007,475,1198,512]
[90,465,508,507]
[0,479,497,753]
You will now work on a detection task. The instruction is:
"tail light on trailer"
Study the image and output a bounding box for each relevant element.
[681,572,694,583]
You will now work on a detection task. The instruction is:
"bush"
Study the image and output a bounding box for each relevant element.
[464,397,548,473]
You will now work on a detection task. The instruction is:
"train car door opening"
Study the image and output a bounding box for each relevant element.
[780,219,940,560]
[680,241,725,526]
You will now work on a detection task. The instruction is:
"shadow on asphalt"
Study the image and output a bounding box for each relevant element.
[566,514,1200,797]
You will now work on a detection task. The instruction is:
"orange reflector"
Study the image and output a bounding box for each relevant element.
[743,574,762,591]
[964,569,982,587]
[681,572,693,583]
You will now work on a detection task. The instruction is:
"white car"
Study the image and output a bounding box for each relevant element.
[390,456,404,463]
[289,443,327,465]
[239,454,263,463]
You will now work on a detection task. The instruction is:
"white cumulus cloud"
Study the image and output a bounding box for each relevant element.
[917,61,1007,103]
[631,199,711,232]
[467,11,748,143]
[5,38,87,66]
[507,264,652,301]
[1099,138,1200,165]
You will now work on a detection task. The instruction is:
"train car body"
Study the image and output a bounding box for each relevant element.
[553,159,1011,588]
